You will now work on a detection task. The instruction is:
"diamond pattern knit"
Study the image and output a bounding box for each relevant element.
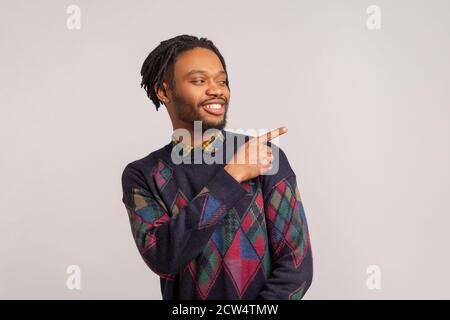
[121,129,313,299]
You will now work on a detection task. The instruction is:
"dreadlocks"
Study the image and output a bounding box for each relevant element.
[140,34,230,111]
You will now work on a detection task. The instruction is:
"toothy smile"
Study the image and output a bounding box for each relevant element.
[202,103,225,115]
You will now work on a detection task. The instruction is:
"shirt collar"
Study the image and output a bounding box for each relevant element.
[170,128,225,157]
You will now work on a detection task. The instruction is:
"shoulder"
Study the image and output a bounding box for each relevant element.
[121,144,170,191]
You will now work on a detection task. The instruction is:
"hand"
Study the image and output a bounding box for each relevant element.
[224,127,288,183]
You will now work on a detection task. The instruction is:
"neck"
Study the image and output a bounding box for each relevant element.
[172,123,217,147]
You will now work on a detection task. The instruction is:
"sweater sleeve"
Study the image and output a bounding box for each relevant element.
[121,163,247,277]
[257,174,313,300]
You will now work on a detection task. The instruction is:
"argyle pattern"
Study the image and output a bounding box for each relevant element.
[258,175,312,300]
[121,131,313,300]
[265,177,310,267]
[188,187,272,299]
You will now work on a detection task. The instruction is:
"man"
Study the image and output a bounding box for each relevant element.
[121,35,313,300]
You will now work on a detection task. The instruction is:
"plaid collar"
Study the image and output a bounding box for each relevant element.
[170,128,225,157]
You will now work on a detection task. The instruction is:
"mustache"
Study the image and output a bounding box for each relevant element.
[199,98,227,106]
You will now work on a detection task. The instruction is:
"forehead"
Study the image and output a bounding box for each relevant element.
[174,47,225,78]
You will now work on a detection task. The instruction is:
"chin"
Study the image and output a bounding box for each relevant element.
[198,116,225,130]
[202,121,225,131]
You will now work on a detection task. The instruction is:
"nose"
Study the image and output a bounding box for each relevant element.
[206,80,224,97]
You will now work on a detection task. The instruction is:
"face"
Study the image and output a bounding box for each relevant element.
[164,47,230,131]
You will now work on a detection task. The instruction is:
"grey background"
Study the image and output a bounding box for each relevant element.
[1,0,449,299]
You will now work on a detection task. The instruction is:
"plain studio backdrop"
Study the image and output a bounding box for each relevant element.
[1,0,449,299]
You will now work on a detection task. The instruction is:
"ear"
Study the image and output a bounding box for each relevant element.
[155,81,170,104]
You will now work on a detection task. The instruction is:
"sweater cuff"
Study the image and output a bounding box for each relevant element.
[206,166,247,209]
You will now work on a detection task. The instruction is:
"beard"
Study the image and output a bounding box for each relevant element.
[171,91,228,132]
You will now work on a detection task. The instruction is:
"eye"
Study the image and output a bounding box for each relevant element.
[192,79,205,84]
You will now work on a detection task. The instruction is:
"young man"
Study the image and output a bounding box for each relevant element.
[121,35,313,300]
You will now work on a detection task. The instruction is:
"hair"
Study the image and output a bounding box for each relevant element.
[140,34,230,111]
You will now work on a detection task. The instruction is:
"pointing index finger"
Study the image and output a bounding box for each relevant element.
[258,127,288,143]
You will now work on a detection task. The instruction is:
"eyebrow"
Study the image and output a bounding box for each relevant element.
[184,70,227,78]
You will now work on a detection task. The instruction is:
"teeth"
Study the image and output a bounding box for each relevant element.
[204,104,222,109]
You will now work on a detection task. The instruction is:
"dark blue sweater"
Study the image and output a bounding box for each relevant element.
[121,129,313,299]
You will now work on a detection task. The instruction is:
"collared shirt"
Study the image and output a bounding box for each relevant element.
[170,128,225,157]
